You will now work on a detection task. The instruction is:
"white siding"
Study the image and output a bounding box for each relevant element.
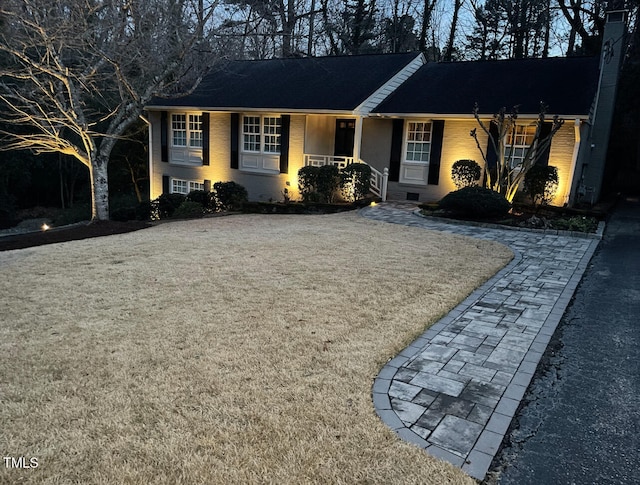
[356,54,425,114]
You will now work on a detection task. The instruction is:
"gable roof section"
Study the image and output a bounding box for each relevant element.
[147,52,422,112]
[372,56,600,117]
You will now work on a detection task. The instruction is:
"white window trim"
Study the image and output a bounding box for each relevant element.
[239,114,282,175]
[241,114,282,155]
[504,124,537,170]
[170,178,204,195]
[169,112,203,166]
[403,120,433,165]
[398,119,432,186]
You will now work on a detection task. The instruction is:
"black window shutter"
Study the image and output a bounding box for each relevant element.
[230,113,239,169]
[536,122,553,166]
[389,119,404,182]
[202,112,210,166]
[427,120,445,185]
[486,122,499,184]
[280,115,290,174]
[162,175,170,194]
[160,111,168,163]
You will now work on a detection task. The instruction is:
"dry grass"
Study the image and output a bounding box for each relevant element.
[0,212,512,485]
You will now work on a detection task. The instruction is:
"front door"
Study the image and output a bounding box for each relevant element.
[334,119,355,157]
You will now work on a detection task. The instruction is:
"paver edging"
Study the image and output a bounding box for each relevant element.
[373,248,523,463]
[367,203,601,481]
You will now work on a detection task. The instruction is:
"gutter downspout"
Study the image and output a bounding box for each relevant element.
[140,114,154,199]
[566,119,582,206]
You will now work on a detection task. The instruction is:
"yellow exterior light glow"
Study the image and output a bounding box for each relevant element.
[41,224,50,231]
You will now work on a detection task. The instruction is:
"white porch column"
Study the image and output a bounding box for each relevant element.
[353,115,364,162]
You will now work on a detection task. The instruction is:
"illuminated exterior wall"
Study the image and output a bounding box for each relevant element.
[149,111,580,206]
[548,122,577,206]
[386,119,489,203]
[305,115,336,155]
[439,119,487,197]
[385,118,579,206]
[361,118,393,172]
[149,111,305,202]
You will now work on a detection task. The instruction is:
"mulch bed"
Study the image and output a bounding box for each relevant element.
[0,220,152,252]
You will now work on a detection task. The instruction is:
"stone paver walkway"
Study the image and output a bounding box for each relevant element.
[361,202,601,481]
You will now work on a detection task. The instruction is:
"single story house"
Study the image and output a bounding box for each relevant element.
[145,10,626,207]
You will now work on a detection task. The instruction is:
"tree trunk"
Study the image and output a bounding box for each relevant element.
[443,0,463,61]
[308,0,316,56]
[90,155,110,221]
[419,0,436,52]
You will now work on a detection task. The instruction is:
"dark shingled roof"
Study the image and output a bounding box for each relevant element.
[372,56,600,116]
[147,52,421,111]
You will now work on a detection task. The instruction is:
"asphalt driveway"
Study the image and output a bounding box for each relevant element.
[490,196,640,484]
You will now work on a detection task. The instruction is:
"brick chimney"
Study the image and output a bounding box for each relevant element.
[572,8,628,205]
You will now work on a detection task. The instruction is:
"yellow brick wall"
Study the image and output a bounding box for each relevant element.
[440,119,487,196]
[149,112,306,202]
[385,118,577,207]
[547,122,577,206]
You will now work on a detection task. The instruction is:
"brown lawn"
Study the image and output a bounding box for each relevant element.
[0,212,512,484]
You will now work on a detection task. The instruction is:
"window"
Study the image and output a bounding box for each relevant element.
[172,113,202,148]
[171,178,204,195]
[189,115,203,147]
[505,124,536,168]
[243,115,281,154]
[405,122,432,162]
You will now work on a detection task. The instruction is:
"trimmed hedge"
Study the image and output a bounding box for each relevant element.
[298,163,371,203]
[186,190,217,213]
[439,186,511,218]
[451,159,481,189]
[152,193,186,219]
[213,181,248,211]
[173,200,204,219]
[340,163,372,202]
[524,165,559,206]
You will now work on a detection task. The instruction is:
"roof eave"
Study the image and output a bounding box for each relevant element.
[144,105,360,115]
[371,112,590,120]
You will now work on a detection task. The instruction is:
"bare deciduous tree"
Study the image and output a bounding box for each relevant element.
[470,103,564,203]
[0,0,216,221]
[442,0,464,61]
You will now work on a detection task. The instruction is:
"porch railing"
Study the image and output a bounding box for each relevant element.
[303,154,388,201]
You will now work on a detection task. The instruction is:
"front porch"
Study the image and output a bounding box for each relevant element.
[303,114,388,200]
[303,153,389,201]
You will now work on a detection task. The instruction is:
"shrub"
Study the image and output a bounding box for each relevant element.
[297,166,320,203]
[451,159,481,189]
[524,165,559,206]
[214,181,248,211]
[316,164,340,203]
[439,186,511,218]
[340,163,372,201]
[151,193,186,220]
[552,215,598,233]
[187,190,217,213]
[173,200,204,219]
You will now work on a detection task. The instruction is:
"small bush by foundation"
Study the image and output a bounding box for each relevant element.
[439,186,511,218]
